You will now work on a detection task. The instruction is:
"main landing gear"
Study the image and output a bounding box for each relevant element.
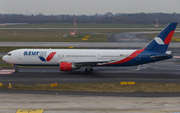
[84,68,93,74]
[14,65,18,73]
[84,65,93,74]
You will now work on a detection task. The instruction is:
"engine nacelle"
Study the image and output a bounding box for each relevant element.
[60,62,80,71]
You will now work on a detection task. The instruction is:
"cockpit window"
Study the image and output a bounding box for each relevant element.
[7,53,11,56]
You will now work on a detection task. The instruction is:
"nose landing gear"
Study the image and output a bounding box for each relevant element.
[14,65,18,73]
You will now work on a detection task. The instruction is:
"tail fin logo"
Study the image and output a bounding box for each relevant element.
[155,30,175,45]
[39,52,56,62]
[164,30,175,44]
[155,37,165,45]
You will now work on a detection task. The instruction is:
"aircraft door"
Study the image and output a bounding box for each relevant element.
[17,52,22,60]
[97,54,101,60]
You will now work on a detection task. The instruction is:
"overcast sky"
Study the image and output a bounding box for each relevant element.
[0,0,180,15]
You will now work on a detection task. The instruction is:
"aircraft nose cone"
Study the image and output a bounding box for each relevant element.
[2,55,7,62]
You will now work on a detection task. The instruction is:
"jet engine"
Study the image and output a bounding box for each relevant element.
[60,62,80,71]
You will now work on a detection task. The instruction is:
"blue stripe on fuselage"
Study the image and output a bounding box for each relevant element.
[104,50,172,66]
[39,56,46,61]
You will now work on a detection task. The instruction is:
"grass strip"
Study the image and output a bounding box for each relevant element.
[1,83,180,93]
[0,30,107,42]
[0,23,165,28]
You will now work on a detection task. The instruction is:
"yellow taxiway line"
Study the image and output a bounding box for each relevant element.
[16,109,44,113]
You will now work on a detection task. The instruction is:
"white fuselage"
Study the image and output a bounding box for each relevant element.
[3,49,136,66]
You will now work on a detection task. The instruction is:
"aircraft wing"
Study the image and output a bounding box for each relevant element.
[59,60,113,66]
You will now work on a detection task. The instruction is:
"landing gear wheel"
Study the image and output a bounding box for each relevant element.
[84,68,93,74]
[84,68,89,74]
[89,68,93,74]
[15,69,18,73]
[14,65,18,73]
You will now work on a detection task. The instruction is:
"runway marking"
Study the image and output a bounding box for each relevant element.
[118,39,145,40]
[124,34,138,43]
[137,65,140,70]
[145,64,180,71]
[16,109,44,113]
[40,70,46,75]
[0,69,15,72]
[124,34,145,48]
[0,69,15,74]
[173,56,180,58]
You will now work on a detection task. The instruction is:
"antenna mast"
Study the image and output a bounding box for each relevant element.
[74,17,77,37]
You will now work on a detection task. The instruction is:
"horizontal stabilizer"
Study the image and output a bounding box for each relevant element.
[166,51,172,54]
[150,54,172,59]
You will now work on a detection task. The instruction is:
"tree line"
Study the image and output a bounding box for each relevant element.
[0,12,180,24]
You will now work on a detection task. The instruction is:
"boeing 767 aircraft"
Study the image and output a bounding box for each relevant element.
[2,22,178,73]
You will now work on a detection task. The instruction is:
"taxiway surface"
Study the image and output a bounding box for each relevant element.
[1,92,180,113]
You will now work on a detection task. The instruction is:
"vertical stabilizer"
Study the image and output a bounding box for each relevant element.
[144,22,178,53]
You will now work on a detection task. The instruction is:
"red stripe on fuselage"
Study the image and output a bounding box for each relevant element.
[164,30,174,45]
[46,52,56,61]
[105,48,145,65]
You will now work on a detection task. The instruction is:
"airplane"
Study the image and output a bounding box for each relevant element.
[2,22,178,73]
